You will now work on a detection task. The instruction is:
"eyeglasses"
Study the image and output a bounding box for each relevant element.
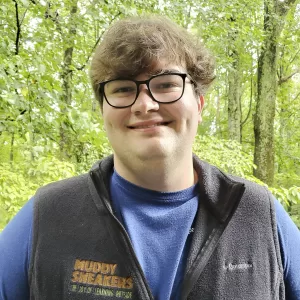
[98,73,192,108]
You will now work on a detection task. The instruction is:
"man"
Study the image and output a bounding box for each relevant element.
[0,15,299,300]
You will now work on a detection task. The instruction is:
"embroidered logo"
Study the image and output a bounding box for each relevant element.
[69,259,133,299]
[223,262,253,271]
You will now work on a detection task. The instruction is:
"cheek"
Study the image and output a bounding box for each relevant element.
[102,112,111,131]
[176,101,198,123]
[103,108,128,132]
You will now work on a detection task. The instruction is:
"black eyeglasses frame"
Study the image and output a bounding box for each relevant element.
[98,73,193,109]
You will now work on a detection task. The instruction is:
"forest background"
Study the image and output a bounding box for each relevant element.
[0,0,300,230]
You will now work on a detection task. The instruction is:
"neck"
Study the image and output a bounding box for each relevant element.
[113,153,196,192]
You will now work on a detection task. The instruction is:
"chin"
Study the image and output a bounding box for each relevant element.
[135,148,171,162]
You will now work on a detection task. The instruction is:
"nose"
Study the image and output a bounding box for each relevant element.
[130,84,159,114]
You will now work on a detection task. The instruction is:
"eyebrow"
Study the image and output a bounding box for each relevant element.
[147,68,182,76]
[104,68,184,82]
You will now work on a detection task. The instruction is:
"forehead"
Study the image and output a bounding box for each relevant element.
[112,62,186,80]
[147,63,185,75]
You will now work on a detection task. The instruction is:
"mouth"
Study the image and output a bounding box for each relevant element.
[128,122,171,129]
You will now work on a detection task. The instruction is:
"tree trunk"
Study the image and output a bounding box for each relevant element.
[254,0,297,185]
[59,3,78,160]
[228,51,242,142]
[254,36,277,185]
[227,16,242,143]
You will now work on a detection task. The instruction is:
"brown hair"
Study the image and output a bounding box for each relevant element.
[90,15,215,106]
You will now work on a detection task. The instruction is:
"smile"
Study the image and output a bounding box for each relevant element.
[128,122,171,129]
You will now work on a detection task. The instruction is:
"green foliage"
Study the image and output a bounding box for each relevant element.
[0,158,77,230]
[0,164,34,229]
[270,186,300,229]
[193,135,254,178]
[193,135,300,228]
[269,186,300,207]
[1,134,299,231]
[290,200,300,230]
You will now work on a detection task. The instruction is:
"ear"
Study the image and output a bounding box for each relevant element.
[197,95,205,123]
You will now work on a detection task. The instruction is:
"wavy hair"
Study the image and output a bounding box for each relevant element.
[90,15,215,107]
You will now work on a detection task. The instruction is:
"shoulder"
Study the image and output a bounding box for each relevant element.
[194,154,272,206]
[0,198,33,299]
[34,155,114,203]
[229,175,272,203]
[36,173,89,198]
[30,174,94,229]
[274,198,300,297]
[228,175,277,227]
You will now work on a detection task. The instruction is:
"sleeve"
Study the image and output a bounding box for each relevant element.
[0,198,33,300]
[274,198,300,300]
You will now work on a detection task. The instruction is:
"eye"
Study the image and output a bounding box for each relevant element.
[105,80,136,96]
[150,74,183,93]
[112,86,135,94]
[157,82,179,89]
[151,81,182,93]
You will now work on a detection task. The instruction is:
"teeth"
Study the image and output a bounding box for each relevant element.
[138,124,159,129]
[134,122,167,129]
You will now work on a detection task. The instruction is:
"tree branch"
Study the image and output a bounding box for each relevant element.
[19,7,28,26]
[292,91,300,102]
[241,77,253,127]
[283,0,298,8]
[288,48,300,66]
[76,34,103,71]
[45,2,62,33]
[278,69,300,85]
[76,12,122,71]
[12,0,21,55]
[278,0,297,16]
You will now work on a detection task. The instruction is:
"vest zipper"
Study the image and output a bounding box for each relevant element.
[90,170,154,300]
[180,182,246,299]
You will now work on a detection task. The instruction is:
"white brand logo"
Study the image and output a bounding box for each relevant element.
[223,263,253,271]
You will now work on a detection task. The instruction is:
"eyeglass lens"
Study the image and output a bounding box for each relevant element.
[104,74,184,107]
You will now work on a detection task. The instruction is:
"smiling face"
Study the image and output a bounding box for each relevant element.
[102,63,204,173]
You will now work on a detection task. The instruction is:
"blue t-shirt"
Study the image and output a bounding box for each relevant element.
[0,172,300,299]
[110,171,199,299]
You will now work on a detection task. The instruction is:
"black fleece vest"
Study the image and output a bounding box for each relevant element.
[29,155,285,299]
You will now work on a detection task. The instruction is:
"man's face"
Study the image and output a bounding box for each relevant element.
[102,63,204,165]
